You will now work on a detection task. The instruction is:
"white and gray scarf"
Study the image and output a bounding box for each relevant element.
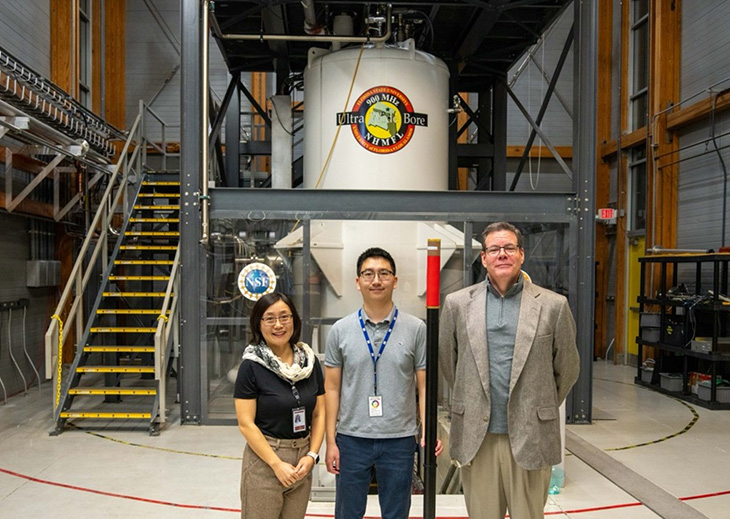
[242,341,315,384]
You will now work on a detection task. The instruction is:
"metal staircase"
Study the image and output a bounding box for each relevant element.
[46,103,180,435]
[55,175,179,435]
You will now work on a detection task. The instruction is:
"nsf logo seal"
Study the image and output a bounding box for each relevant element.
[237,263,276,301]
[336,86,428,154]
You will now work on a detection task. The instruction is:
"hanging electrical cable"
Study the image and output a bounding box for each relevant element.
[0,314,6,405]
[709,92,729,246]
[7,309,28,395]
[22,306,41,392]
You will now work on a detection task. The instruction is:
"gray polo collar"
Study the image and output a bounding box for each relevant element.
[360,304,397,325]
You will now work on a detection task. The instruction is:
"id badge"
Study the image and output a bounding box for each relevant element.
[368,395,383,417]
[292,407,307,433]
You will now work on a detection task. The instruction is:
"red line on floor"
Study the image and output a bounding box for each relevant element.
[0,467,239,513]
[2,466,729,516]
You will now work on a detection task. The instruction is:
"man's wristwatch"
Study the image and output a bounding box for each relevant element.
[306,451,320,463]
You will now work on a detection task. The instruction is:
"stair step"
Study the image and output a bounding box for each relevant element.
[109,275,170,281]
[60,412,152,419]
[84,346,156,353]
[134,205,179,210]
[77,366,155,374]
[142,181,180,186]
[69,387,157,395]
[91,327,157,333]
[129,218,180,223]
[96,309,169,315]
[103,291,170,297]
[120,245,177,251]
[114,260,174,265]
[125,231,179,237]
[138,193,180,198]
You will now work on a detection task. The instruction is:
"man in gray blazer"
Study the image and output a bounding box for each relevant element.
[439,222,580,519]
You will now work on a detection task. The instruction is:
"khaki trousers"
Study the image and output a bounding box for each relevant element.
[461,433,551,519]
[240,435,312,519]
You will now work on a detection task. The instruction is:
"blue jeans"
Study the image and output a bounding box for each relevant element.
[335,434,416,519]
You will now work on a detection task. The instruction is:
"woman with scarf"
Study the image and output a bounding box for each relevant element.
[234,293,325,519]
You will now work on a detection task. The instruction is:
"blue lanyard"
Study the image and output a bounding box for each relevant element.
[358,307,398,395]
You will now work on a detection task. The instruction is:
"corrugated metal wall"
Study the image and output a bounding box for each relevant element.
[507,8,574,148]
[0,2,54,398]
[0,0,50,76]
[0,212,53,399]
[677,1,730,253]
[504,7,574,193]
[126,0,234,143]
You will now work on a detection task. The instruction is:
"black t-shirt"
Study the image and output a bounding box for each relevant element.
[234,356,325,439]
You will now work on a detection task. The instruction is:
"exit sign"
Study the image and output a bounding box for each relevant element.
[599,208,615,219]
[597,208,617,223]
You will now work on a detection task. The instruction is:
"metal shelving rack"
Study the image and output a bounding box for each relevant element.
[636,253,730,410]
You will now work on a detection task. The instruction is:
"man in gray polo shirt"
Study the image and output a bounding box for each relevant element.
[324,247,441,519]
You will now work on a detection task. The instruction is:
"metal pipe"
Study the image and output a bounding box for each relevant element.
[210,4,392,44]
[301,0,321,35]
[656,140,730,169]
[647,246,712,254]
[424,239,441,519]
[201,0,211,244]
[653,126,730,160]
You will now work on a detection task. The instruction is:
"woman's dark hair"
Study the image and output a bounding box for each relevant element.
[249,292,302,346]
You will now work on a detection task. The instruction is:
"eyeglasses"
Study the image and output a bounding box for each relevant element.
[261,314,293,326]
[359,269,394,282]
[484,244,521,257]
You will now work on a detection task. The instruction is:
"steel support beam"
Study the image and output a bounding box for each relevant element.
[569,0,598,425]
[5,152,65,213]
[473,82,508,191]
[224,74,241,187]
[492,81,508,190]
[448,64,459,190]
[475,89,492,190]
[209,188,574,223]
[238,79,272,128]
[180,0,204,425]
[209,72,240,152]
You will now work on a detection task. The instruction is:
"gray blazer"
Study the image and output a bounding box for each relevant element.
[439,280,580,470]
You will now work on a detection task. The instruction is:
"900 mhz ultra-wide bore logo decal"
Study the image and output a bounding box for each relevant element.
[336,86,428,154]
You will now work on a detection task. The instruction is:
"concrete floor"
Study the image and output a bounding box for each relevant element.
[1,362,728,518]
